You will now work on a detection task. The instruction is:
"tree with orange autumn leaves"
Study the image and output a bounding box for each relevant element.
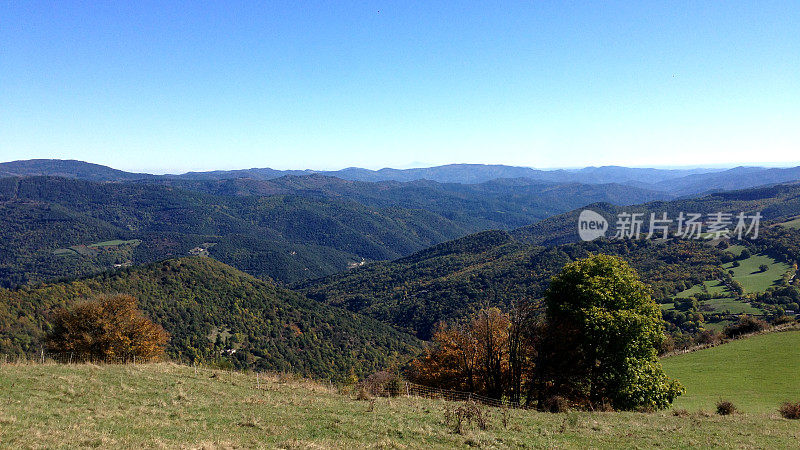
[47,294,168,360]
[410,306,537,402]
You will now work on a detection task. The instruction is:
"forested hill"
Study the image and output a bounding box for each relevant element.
[0,257,421,379]
[0,174,667,288]
[150,174,669,229]
[0,176,478,287]
[301,184,800,339]
[300,233,739,339]
[0,159,157,182]
[513,183,800,246]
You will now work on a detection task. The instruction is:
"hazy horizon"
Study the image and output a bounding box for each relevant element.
[4,156,800,176]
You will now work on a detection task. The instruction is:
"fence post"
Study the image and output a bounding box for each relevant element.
[40,348,44,364]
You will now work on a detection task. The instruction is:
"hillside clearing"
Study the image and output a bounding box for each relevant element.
[662,330,800,413]
[1,362,798,448]
[722,253,792,293]
[670,252,792,315]
[777,216,800,229]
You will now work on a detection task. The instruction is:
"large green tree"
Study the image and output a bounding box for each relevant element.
[541,254,683,410]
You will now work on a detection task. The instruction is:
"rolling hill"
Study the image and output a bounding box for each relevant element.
[513,183,800,246]
[300,231,737,339]
[0,176,481,287]
[0,173,672,288]
[301,184,800,339]
[0,257,421,379]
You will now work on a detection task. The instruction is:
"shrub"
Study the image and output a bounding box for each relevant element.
[444,401,489,434]
[47,294,168,361]
[674,298,698,312]
[672,408,689,417]
[543,395,570,413]
[778,402,800,419]
[773,315,797,326]
[716,400,736,415]
[360,371,403,397]
[723,315,768,338]
[694,330,721,346]
[355,386,371,401]
[385,376,403,397]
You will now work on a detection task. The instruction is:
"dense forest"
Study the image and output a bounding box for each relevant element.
[0,175,666,288]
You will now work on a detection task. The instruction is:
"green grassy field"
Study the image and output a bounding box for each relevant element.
[724,244,747,257]
[1,359,799,448]
[722,253,791,293]
[53,239,141,257]
[671,252,790,316]
[675,253,790,299]
[87,239,141,248]
[777,216,800,229]
[663,331,800,413]
[703,320,735,332]
[675,280,728,298]
[703,297,761,314]
[661,296,759,315]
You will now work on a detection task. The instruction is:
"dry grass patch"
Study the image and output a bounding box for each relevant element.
[2,363,800,448]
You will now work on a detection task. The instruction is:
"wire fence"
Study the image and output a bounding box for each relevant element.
[404,381,527,409]
[0,351,159,366]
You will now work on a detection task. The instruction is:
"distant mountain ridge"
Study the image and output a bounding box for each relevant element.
[0,159,157,182]
[7,159,800,196]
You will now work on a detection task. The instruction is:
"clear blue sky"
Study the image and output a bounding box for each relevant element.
[1,1,798,173]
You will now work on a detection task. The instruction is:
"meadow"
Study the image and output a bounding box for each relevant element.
[662,330,800,413]
[778,216,800,229]
[670,251,792,315]
[722,254,792,293]
[1,352,799,448]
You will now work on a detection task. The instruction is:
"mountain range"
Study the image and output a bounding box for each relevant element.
[4,159,800,196]
[0,170,669,288]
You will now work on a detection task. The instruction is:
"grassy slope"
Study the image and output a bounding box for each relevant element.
[1,363,798,449]
[778,216,800,229]
[663,331,800,413]
[670,252,791,314]
[722,254,791,293]
[703,297,760,314]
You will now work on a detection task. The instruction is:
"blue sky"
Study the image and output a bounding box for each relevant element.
[1,1,798,173]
